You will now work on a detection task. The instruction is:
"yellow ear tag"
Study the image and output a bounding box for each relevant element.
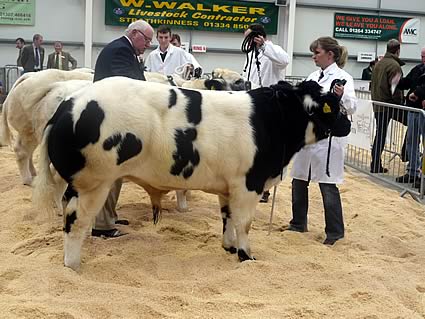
[323,103,332,113]
[210,86,216,90]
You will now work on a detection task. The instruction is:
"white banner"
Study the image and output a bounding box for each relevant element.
[348,99,373,150]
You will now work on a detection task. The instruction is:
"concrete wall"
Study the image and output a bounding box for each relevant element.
[0,0,424,78]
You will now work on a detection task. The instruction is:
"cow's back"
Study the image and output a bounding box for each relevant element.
[49,77,258,192]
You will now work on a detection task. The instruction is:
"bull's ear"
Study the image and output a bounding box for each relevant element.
[205,79,225,91]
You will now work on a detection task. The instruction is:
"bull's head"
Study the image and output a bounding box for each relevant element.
[211,68,246,91]
[272,80,343,145]
[297,80,344,143]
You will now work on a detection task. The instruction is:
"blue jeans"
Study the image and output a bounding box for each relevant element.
[406,112,425,176]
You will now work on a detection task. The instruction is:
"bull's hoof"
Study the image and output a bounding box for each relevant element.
[224,246,237,254]
[238,250,255,262]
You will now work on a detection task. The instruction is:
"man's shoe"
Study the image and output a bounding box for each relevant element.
[370,166,388,174]
[91,228,126,238]
[115,219,129,225]
[259,191,270,203]
[395,174,417,183]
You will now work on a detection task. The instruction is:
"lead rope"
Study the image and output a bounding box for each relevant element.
[242,31,262,90]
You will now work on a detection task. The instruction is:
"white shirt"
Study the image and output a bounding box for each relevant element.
[290,62,358,184]
[242,40,289,87]
[145,44,192,75]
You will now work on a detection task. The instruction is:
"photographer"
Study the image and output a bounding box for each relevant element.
[242,23,289,202]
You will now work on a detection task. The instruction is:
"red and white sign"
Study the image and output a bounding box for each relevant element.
[192,45,207,53]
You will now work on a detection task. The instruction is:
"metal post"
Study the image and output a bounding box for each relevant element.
[84,0,93,68]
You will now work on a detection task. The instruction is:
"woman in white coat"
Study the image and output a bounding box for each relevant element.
[286,36,357,245]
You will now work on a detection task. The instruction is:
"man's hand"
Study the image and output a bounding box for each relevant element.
[253,35,265,48]
[409,92,419,102]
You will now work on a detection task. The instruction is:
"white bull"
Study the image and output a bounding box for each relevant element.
[32,77,343,270]
[0,69,93,185]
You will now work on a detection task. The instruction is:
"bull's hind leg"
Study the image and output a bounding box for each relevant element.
[63,184,111,271]
[13,135,37,185]
[219,195,236,254]
[228,190,258,262]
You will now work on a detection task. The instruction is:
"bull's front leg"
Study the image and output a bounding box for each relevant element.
[229,191,258,262]
[218,195,236,254]
[176,190,188,212]
[63,185,111,271]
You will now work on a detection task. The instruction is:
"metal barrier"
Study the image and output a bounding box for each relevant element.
[280,81,425,202]
[2,65,20,94]
[347,90,425,202]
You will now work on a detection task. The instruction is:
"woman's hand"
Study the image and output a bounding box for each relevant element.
[334,84,344,97]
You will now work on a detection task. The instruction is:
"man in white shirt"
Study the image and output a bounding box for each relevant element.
[242,23,289,88]
[242,23,290,202]
[145,25,193,75]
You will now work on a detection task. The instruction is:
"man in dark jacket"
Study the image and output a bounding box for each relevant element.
[361,58,377,81]
[94,20,152,82]
[395,47,425,185]
[91,19,154,237]
[20,34,44,73]
[370,39,405,173]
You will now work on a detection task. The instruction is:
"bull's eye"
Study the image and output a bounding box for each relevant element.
[234,79,243,85]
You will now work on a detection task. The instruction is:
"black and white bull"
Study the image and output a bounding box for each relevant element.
[33,77,342,270]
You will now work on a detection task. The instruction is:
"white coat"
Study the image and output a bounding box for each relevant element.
[290,62,358,184]
[145,44,192,75]
[242,40,289,87]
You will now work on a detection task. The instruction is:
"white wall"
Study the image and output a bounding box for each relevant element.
[0,0,424,79]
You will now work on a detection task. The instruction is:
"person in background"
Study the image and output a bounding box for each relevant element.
[145,25,192,75]
[370,39,405,174]
[15,37,25,67]
[284,36,357,245]
[242,23,290,203]
[90,19,154,237]
[170,33,202,75]
[20,34,45,73]
[46,41,77,70]
[361,58,377,81]
[394,47,425,187]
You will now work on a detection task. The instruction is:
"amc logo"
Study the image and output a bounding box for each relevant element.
[403,28,418,35]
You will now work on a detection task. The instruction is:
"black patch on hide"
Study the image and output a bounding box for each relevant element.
[179,88,202,125]
[116,133,143,165]
[169,89,177,108]
[221,205,230,234]
[64,211,77,233]
[244,85,310,194]
[170,128,200,179]
[47,99,99,183]
[103,134,122,150]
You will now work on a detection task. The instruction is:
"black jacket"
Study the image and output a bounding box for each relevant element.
[94,36,145,82]
[397,63,425,108]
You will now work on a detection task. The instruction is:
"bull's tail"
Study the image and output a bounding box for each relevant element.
[0,97,11,146]
[32,125,60,219]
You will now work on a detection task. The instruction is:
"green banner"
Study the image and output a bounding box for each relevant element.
[0,0,35,25]
[105,0,279,34]
[334,12,420,43]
